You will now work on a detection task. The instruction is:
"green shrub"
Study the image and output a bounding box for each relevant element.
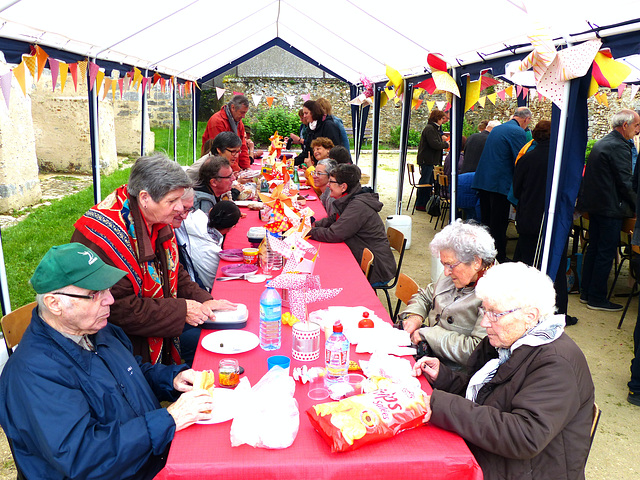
[585,139,597,162]
[389,125,421,147]
[254,107,301,145]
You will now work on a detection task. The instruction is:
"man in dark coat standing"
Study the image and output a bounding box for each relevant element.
[461,120,499,173]
[578,109,640,311]
[415,109,449,211]
[472,107,532,262]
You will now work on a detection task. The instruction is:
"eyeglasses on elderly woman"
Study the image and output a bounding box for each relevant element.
[477,306,522,323]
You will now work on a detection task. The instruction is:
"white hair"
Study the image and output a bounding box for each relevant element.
[611,109,636,129]
[430,219,497,268]
[475,262,557,319]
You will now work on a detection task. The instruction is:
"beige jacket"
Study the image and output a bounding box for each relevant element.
[399,273,486,367]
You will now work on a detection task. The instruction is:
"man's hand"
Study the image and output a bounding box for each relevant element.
[413,356,440,383]
[204,299,237,313]
[185,300,208,326]
[166,390,214,431]
[402,314,423,335]
[173,369,195,392]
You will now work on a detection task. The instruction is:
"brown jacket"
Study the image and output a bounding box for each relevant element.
[429,332,594,480]
[416,122,449,166]
[71,196,212,363]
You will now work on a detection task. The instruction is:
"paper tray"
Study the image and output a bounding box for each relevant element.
[201,304,249,330]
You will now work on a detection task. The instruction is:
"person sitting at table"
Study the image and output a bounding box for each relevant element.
[414,262,595,480]
[180,200,241,291]
[187,131,242,183]
[310,163,396,286]
[0,243,215,480]
[311,158,338,214]
[399,220,495,367]
[72,154,236,365]
[193,156,235,214]
[305,136,334,168]
[329,145,353,164]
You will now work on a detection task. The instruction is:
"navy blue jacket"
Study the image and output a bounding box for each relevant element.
[472,119,527,196]
[0,309,187,480]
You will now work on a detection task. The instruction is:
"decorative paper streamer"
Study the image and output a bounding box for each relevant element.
[35,46,48,81]
[13,61,26,96]
[216,87,225,99]
[1,72,11,108]
[286,95,296,107]
[48,58,59,92]
[414,54,460,98]
[464,77,481,112]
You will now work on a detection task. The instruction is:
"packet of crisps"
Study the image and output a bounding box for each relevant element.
[306,383,428,452]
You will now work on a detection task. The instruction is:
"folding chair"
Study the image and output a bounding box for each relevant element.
[374,227,407,314]
[392,273,420,324]
[2,301,36,356]
[406,163,431,215]
[588,402,601,460]
[436,174,451,230]
[360,248,374,280]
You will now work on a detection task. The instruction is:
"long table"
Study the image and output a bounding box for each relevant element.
[156,192,482,480]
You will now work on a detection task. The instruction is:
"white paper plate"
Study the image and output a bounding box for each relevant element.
[234,200,261,208]
[201,330,260,354]
[196,388,238,424]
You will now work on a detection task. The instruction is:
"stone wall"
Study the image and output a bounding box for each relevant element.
[113,91,155,158]
[0,61,41,212]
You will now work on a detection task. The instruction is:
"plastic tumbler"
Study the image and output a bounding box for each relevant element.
[267,355,291,374]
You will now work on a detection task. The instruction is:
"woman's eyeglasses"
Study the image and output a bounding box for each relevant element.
[312,171,329,177]
[478,306,521,323]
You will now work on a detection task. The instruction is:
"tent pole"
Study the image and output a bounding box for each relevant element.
[541,81,572,274]
[395,80,413,215]
[88,58,101,205]
[0,229,11,316]
[450,67,459,223]
[192,83,197,163]
[371,86,382,192]
[140,69,148,157]
[172,78,178,161]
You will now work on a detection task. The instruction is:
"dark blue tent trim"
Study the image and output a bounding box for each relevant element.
[199,38,352,85]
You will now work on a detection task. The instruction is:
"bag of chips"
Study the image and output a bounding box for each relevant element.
[307,383,428,452]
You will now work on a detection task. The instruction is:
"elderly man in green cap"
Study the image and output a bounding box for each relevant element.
[0,243,215,480]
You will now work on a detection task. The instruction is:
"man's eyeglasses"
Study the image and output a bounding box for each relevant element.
[216,174,235,180]
[478,306,521,323]
[52,289,110,301]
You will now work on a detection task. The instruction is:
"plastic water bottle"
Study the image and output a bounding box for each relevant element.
[325,321,349,387]
[259,284,282,350]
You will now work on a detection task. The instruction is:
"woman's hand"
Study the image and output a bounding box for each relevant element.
[402,314,423,334]
[305,152,314,168]
[413,356,440,383]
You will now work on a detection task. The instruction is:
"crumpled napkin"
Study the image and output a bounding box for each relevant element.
[360,352,422,391]
[308,306,413,356]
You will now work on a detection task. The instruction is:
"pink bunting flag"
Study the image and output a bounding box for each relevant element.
[141,77,149,94]
[301,93,311,102]
[516,85,523,98]
[216,87,225,99]
[538,92,544,101]
[88,61,99,91]
[0,72,11,109]
[49,58,60,92]
[618,83,626,98]
[522,87,529,98]
[497,90,506,101]
[68,63,78,91]
[232,91,243,96]
[118,78,124,99]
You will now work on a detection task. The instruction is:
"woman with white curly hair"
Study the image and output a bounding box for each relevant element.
[399,219,497,367]
[413,262,595,480]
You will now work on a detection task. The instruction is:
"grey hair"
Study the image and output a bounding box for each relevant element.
[475,262,556,319]
[487,120,501,129]
[182,187,195,200]
[611,109,636,128]
[127,154,191,202]
[430,219,497,267]
[35,290,73,315]
[317,158,338,175]
[229,95,249,109]
[513,107,532,119]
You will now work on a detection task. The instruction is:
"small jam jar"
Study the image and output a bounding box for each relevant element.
[218,358,240,388]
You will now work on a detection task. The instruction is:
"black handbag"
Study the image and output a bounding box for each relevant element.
[426,195,441,217]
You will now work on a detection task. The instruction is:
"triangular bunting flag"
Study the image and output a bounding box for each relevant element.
[266,96,274,107]
[478,96,486,108]
[102,78,110,100]
[35,46,49,81]
[69,63,78,91]
[601,93,609,107]
[96,70,105,96]
[13,61,27,96]
[516,85,523,98]
[444,102,451,112]
[487,92,497,105]
[412,98,423,110]
[286,95,296,107]
[1,72,12,108]
[23,55,36,79]
[88,61,99,90]
[252,94,262,107]
[232,91,243,96]
[631,84,640,99]
[49,58,59,92]
[618,83,626,98]
[465,77,481,112]
[59,62,68,93]
[78,60,88,84]
[124,73,132,92]
[111,77,117,99]
[480,75,500,91]
[497,90,506,101]
[522,87,529,98]
[436,100,446,110]
[118,78,124,99]
[133,67,143,90]
[505,85,514,98]
[538,92,544,101]
[141,77,149,94]
[426,100,435,111]
[216,87,225,99]
[301,93,311,102]
[153,72,161,85]
[160,77,166,94]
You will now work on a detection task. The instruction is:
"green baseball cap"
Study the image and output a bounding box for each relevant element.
[30,243,126,294]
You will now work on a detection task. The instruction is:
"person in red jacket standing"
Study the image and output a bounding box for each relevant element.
[202,95,251,170]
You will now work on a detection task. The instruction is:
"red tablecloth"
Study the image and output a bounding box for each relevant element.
[156,190,482,480]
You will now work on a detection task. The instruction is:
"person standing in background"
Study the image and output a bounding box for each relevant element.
[415,109,449,211]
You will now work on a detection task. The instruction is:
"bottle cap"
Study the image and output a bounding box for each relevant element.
[362,312,369,318]
[332,321,343,333]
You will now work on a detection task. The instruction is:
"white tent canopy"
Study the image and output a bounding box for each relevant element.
[1,0,640,83]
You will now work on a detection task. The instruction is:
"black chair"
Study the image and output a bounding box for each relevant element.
[374,227,407,314]
[406,163,431,215]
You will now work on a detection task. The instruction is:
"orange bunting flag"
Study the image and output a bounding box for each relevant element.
[77,60,88,84]
[35,46,48,81]
[160,77,166,93]
[102,78,110,100]
[23,55,36,80]
[266,96,274,107]
[152,72,161,85]
[59,62,68,93]
[505,85,514,98]
[13,61,27,96]
[185,81,192,95]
